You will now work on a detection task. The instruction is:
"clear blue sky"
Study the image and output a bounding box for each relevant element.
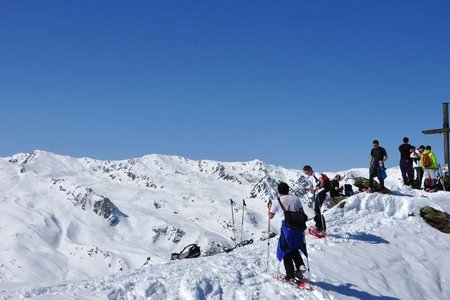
[1,1,449,172]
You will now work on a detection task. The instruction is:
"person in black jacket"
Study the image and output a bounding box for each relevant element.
[399,137,413,186]
[368,140,388,193]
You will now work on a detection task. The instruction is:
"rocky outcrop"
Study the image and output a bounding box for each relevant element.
[420,206,450,234]
[353,177,391,193]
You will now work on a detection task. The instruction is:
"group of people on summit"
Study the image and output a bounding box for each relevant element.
[398,137,440,191]
[267,137,443,285]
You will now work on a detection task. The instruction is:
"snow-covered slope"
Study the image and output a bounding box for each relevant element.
[0,150,312,283]
[1,151,449,299]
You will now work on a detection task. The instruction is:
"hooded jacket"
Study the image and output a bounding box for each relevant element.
[420,149,438,169]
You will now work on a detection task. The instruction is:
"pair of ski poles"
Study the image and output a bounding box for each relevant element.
[229,199,248,247]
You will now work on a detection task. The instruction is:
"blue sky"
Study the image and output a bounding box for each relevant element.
[1,1,449,172]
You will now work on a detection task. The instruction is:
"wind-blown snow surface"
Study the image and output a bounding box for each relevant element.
[0,151,449,299]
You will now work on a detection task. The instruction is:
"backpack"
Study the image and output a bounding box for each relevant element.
[422,153,432,168]
[277,197,308,231]
[329,180,341,197]
[344,184,354,196]
[171,244,201,260]
[314,173,330,191]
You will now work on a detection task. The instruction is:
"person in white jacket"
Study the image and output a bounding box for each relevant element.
[410,145,423,189]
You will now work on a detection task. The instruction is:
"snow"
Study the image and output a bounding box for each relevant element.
[0,151,449,299]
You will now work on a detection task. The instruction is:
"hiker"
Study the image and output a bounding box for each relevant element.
[399,137,414,186]
[420,145,439,191]
[330,174,344,198]
[268,182,307,283]
[303,165,330,233]
[410,145,423,189]
[368,139,388,193]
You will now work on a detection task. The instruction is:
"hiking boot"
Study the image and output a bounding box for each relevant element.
[295,266,306,278]
[282,276,299,286]
[298,265,307,273]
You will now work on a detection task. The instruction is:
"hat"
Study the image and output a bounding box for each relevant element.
[277,182,289,195]
[426,145,431,150]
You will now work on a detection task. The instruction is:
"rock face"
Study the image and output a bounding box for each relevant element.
[420,206,450,234]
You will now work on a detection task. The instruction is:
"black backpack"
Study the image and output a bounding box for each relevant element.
[329,179,341,197]
[171,244,201,260]
[344,184,354,196]
[277,197,308,231]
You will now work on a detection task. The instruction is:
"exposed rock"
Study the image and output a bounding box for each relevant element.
[328,196,348,209]
[420,206,450,234]
[93,198,128,226]
[353,177,391,193]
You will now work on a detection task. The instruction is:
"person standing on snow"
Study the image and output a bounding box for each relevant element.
[303,165,329,233]
[420,145,439,191]
[410,145,423,189]
[399,137,413,186]
[368,139,388,193]
[268,182,307,283]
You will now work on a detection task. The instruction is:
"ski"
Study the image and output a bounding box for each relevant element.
[308,226,327,239]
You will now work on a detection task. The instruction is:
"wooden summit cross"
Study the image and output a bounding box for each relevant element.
[422,102,450,171]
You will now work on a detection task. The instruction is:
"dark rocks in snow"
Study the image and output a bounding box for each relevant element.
[212,164,242,184]
[353,177,391,194]
[420,206,450,234]
[93,198,128,226]
[68,187,127,226]
[152,226,185,243]
[328,196,348,209]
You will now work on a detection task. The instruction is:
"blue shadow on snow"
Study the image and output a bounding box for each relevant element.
[344,232,389,244]
[313,281,399,300]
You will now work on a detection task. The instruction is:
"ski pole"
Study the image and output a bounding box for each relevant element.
[267,217,270,271]
[230,199,236,246]
[241,199,246,242]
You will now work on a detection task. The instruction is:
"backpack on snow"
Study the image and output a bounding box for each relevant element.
[171,244,201,260]
[344,184,354,196]
[422,153,432,168]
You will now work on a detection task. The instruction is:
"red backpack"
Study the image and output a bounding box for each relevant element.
[422,153,432,168]
[314,173,330,191]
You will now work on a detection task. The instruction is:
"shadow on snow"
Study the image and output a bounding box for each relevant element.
[313,281,399,300]
[330,232,389,244]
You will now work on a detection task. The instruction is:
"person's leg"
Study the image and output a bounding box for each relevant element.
[378,167,385,190]
[413,167,421,188]
[423,169,433,189]
[407,162,414,186]
[283,251,295,279]
[291,249,305,270]
[314,191,326,231]
[368,168,375,189]
[400,160,408,185]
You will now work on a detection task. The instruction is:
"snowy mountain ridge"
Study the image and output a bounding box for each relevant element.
[0,150,316,283]
[1,151,449,300]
